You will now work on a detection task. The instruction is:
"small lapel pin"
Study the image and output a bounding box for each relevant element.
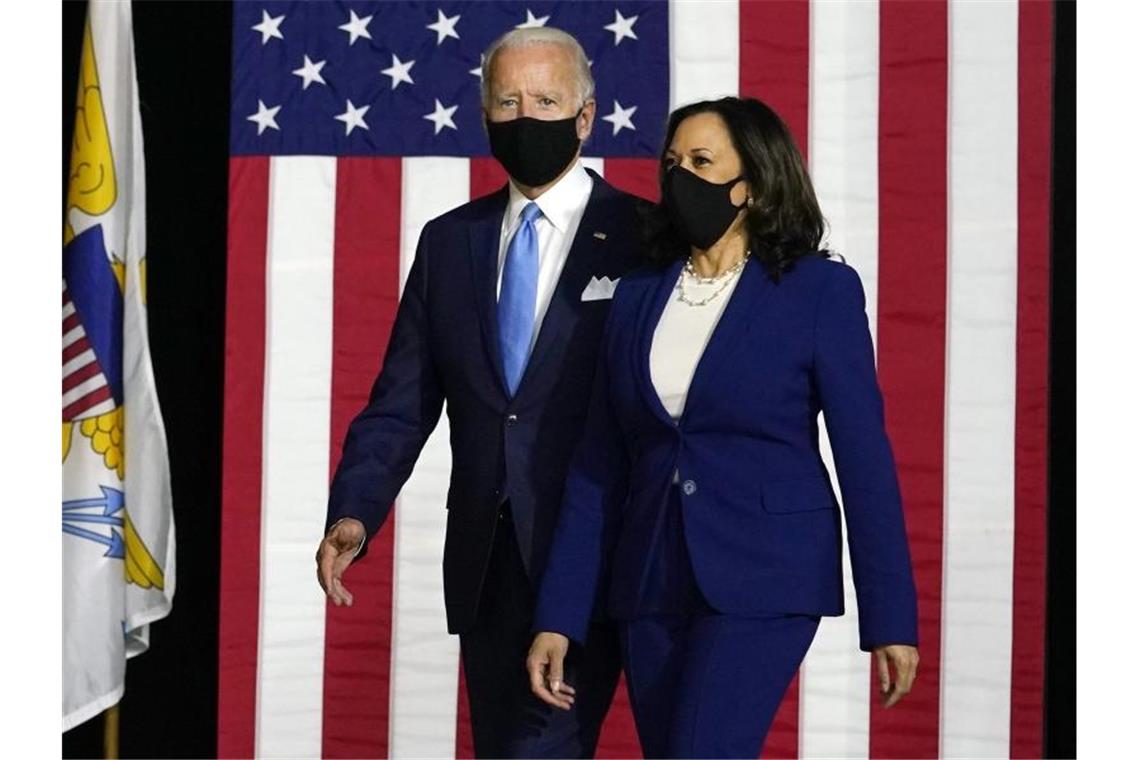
[593,231,607,240]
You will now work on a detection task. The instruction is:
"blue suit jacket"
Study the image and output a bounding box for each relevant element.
[324,169,647,634]
[533,254,919,652]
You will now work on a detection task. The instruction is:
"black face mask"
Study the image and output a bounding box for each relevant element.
[662,166,748,250]
[485,110,582,188]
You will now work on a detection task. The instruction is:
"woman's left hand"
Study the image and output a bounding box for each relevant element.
[874,644,919,708]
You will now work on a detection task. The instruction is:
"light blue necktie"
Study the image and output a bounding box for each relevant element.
[498,202,542,397]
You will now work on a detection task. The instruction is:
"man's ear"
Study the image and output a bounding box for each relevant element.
[577,100,596,142]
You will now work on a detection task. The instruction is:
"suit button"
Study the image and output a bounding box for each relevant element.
[506,414,518,427]
[681,479,697,496]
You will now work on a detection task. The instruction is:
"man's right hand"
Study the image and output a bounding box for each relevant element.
[316,518,366,606]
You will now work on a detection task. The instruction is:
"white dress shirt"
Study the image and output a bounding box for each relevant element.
[649,267,744,420]
[496,159,594,354]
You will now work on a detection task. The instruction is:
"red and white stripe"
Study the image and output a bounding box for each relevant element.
[63,282,115,421]
[219,1,1053,756]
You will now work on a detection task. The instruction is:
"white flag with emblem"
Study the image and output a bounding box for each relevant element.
[62,0,175,731]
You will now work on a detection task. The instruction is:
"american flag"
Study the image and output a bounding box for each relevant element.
[63,276,119,422]
[219,2,1054,758]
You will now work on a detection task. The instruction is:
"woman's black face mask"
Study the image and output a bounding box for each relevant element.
[662,165,748,250]
[485,107,583,188]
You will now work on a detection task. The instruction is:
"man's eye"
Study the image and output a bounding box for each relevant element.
[540,98,556,107]
[500,99,517,108]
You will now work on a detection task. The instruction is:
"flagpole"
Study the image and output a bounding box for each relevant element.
[103,704,119,759]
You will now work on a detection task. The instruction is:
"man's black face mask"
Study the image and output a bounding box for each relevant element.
[485,108,583,188]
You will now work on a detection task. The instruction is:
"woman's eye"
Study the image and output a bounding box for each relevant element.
[693,156,710,166]
[662,158,676,168]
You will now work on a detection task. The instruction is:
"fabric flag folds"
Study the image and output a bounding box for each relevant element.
[63,0,175,731]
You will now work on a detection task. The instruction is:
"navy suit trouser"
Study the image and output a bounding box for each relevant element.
[459,502,623,758]
[617,485,822,758]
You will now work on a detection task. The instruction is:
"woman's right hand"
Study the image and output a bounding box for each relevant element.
[527,632,576,710]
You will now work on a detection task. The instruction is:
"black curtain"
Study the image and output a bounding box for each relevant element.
[61,1,1075,757]
[1044,0,1076,756]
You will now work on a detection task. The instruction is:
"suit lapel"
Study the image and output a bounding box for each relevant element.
[469,187,510,396]
[636,259,684,426]
[636,256,771,426]
[679,257,770,422]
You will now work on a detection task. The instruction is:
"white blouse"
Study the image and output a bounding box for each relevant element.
[649,266,744,420]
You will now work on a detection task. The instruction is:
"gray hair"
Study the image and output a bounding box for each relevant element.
[480,27,595,110]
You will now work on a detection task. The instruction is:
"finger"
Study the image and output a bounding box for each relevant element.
[332,576,354,607]
[527,653,549,699]
[896,656,918,698]
[547,653,574,708]
[316,541,337,594]
[321,552,351,607]
[883,656,916,708]
[875,650,891,696]
[527,654,571,710]
[885,682,906,708]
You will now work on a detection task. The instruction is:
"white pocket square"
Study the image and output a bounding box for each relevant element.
[581,275,619,302]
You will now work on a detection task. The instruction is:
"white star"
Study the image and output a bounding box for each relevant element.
[601,100,637,135]
[426,9,460,44]
[603,10,639,45]
[338,10,373,46]
[380,54,415,89]
[251,10,285,45]
[292,55,327,90]
[246,99,281,135]
[423,99,459,135]
[515,9,550,28]
[335,99,371,136]
[469,53,485,79]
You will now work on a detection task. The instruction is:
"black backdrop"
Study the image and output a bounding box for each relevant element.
[61,1,1076,757]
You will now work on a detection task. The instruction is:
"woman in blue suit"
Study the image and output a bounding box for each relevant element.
[526,97,920,758]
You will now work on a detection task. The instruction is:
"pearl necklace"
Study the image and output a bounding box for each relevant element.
[678,251,750,307]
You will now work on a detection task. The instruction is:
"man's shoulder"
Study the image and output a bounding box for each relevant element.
[422,188,508,235]
[590,174,654,216]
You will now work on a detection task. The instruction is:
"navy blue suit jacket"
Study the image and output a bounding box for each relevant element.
[325,169,647,634]
[533,254,920,652]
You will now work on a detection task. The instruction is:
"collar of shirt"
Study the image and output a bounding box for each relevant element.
[502,158,593,236]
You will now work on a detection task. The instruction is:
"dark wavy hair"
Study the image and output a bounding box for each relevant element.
[644,96,833,279]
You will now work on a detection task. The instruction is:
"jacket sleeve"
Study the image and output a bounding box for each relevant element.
[324,220,445,561]
[813,262,919,652]
[531,293,630,647]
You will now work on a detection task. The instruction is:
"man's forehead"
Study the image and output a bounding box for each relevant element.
[490,46,574,79]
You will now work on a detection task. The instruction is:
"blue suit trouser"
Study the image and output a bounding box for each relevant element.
[618,486,822,758]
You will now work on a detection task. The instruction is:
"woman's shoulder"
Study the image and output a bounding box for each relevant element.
[775,251,863,295]
[614,261,675,301]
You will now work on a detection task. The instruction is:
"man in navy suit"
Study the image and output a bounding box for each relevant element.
[315,26,647,758]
